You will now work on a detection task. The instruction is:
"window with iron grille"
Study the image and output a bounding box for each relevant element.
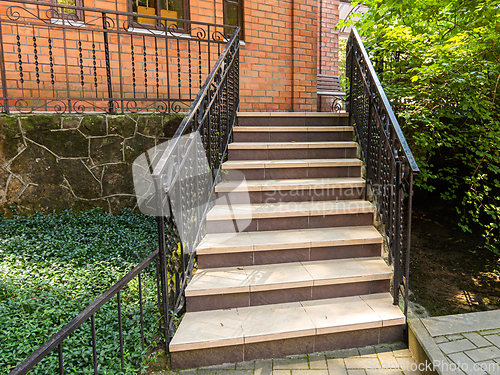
[223,0,243,39]
[50,0,84,22]
[131,0,190,30]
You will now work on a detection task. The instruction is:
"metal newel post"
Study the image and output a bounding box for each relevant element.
[393,158,402,306]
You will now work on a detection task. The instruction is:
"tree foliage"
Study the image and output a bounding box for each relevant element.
[344,0,500,253]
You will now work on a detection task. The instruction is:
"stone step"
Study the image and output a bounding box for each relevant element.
[185,257,392,312]
[196,226,382,268]
[228,141,358,160]
[237,112,350,127]
[170,293,404,369]
[222,158,362,180]
[206,199,374,234]
[216,177,366,204]
[233,126,353,142]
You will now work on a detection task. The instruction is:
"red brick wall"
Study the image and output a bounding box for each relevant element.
[318,0,340,112]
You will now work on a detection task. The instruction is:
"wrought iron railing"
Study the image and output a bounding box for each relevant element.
[152,26,240,345]
[9,250,161,375]
[346,28,420,319]
[0,0,230,114]
[7,18,239,375]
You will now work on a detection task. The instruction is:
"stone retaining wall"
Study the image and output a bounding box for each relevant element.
[0,113,182,214]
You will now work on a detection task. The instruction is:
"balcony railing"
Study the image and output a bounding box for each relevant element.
[346,28,420,319]
[0,0,230,114]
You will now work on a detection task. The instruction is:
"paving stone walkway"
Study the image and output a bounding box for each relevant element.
[154,342,422,375]
[412,310,500,375]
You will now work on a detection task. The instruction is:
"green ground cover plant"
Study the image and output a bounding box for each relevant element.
[0,208,160,374]
[343,0,500,253]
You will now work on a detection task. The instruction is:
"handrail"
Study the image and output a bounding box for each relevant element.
[346,27,419,321]
[9,250,160,375]
[350,28,419,174]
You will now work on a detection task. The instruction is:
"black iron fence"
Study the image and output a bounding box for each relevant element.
[7,15,239,375]
[346,28,420,318]
[0,0,230,114]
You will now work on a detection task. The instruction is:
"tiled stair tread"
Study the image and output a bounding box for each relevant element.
[196,226,383,254]
[237,112,349,118]
[206,200,375,220]
[228,141,358,149]
[216,177,365,192]
[234,126,352,132]
[223,158,362,169]
[169,293,404,351]
[186,257,391,296]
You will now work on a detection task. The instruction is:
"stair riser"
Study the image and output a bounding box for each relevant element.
[198,243,382,268]
[207,212,373,234]
[229,147,357,161]
[186,279,390,312]
[170,325,403,370]
[216,187,365,204]
[233,131,353,143]
[238,116,349,127]
[224,166,362,181]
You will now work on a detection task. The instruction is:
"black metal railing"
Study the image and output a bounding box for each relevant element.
[9,250,161,375]
[0,0,231,114]
[346,28,420,319]
[7,18,239,375]
[152,26,239,345]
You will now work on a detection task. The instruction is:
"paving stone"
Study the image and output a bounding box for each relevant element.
[377,353,398,369]
[358,346,377,357]
[482,330,500,335]
[255,359,273,375]
[273,371,292,375]
[485,334,500,348]
[347,371,366,375]
[199,362,236,370]
[396,358,418,372]
[196,370,217,375]
[346,358,379,370]
[365,370,402,375]
[326,359,347,375]
[434,336,450,344]
[438,339,477,354]
[475,360,500,375]
[387,343,407,351]
[374,345,393,354]
[446,334,466,341]
[309,354,328,370]
[465,346,500,362]
[464,333,493,348]
[179,369,197,375]
[449,352,487,375]
[392,349,412,358]
[274,358,309,370]
[236,361,255,370]
[216,371,253,375]
[331,349,361,359]
[291,370,329,375]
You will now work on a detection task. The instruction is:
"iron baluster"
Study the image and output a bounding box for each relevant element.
[177,38,181,100]
[48,30,55,97]
[78,31,84,94]
[143,36,148,99]
[102,12,113,113]
[91,314,98,375]
[92,31,98,97]
[57,343,63,375]
[131,35,136,97]
[31,27,40,94]
[155,38,159,98]
[188,38,192,99]
[0,20,9,113]
[117,291,124,373]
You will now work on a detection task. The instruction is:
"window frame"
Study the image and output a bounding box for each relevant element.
[50,0,85,23]
[223,0,243,40]
[130,0,191,31]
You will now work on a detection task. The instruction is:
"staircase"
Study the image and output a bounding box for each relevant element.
[169,112,405,369]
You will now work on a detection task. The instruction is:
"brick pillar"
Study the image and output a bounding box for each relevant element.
[292,0,318,112]
[318,0,340,112]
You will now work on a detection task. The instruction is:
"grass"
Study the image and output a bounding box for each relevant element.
[0,208,161,374]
